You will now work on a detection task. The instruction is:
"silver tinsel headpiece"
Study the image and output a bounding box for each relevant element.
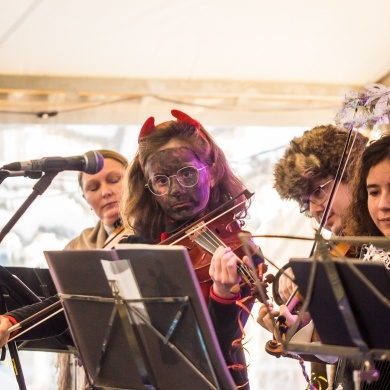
[335,83,390,129]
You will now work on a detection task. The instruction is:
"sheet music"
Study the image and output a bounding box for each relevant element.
[101,259,150,324]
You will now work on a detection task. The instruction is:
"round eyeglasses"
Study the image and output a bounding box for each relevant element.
[145,166,206,196]
[299,179,334,213]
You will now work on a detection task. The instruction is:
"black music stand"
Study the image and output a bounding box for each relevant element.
[3,267,57,302]
[0,266,70,353]
[44,245,237,390]
[283,250,390,390]
[286,257,390,358]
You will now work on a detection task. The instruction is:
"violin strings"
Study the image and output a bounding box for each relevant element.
[167,198,249,246]
[195,225,323,389]
[195,225,256,284]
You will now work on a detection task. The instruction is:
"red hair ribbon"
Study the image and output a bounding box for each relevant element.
[138,110,207,143]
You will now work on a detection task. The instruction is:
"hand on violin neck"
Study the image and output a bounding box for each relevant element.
[278,305,299,328]
[257,302,280,334]
[257,301,310,342]
[278,304,311,331]
[209,246,244,299]
[257,305,296,343]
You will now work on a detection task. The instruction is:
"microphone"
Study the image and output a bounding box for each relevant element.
[1,151,104,174]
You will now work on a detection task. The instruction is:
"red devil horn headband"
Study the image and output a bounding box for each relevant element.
[138,109,206,143]
[138,116,155,143]
[171,109,200,130]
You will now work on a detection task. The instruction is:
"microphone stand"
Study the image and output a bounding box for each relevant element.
[0,170,42,185]
[0,293,27,390]
[0,170,10,184]
[0,171,56,244]
[0,171,58,390]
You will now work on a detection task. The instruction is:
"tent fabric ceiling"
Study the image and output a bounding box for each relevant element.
[1,0,390,126]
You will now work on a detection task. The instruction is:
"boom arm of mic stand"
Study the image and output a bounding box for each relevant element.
[0,172,58,244]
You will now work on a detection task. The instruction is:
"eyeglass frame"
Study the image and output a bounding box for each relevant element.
[145,165,206,196]
[299,178,334,213]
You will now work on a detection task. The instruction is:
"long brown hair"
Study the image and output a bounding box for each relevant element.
[120,112,251,243]
[344,134,390,236]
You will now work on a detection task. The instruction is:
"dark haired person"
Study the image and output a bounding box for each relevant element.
[259,125,368,389]
[341,134,390,390]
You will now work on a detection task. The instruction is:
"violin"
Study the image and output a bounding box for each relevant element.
[264,291,304,358]
[159,190,274,302]
[265,236,359,360]
[329,241,358,258]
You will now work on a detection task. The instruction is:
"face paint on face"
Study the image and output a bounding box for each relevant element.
[145,147,211,222]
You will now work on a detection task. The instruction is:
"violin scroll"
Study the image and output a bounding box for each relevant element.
[263,311,293,358]
[265,339,285,358]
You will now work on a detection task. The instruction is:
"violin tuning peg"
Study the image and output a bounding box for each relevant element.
[264,274,275,284]
[258,263,268,273]
[230,284,241,294]
[278,324,288,334]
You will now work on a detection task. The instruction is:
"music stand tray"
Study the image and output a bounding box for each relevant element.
[286,258,390,360]
[44,245,236,390]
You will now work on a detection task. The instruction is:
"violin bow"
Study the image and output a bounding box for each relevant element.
[7,300,63,342]
[310,125,360,255]
[160,188,254,246]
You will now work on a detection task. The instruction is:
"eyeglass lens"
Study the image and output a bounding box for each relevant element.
[300,179,333,213]
[147,166,204,195]
[309,186,328,204]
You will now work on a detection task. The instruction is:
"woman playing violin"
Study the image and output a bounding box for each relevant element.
[120,109,257,390]
[258,125,368,389]
[339,133,390,390]
[345,133,390,248]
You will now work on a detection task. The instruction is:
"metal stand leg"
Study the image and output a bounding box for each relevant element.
[0,292,27,390]
[6,339,27,389]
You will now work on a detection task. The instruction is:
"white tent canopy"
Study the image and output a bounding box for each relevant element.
[1,0,390,126]
[1,2,389,389]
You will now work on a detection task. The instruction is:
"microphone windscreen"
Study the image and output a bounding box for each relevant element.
[84,151,104,174]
